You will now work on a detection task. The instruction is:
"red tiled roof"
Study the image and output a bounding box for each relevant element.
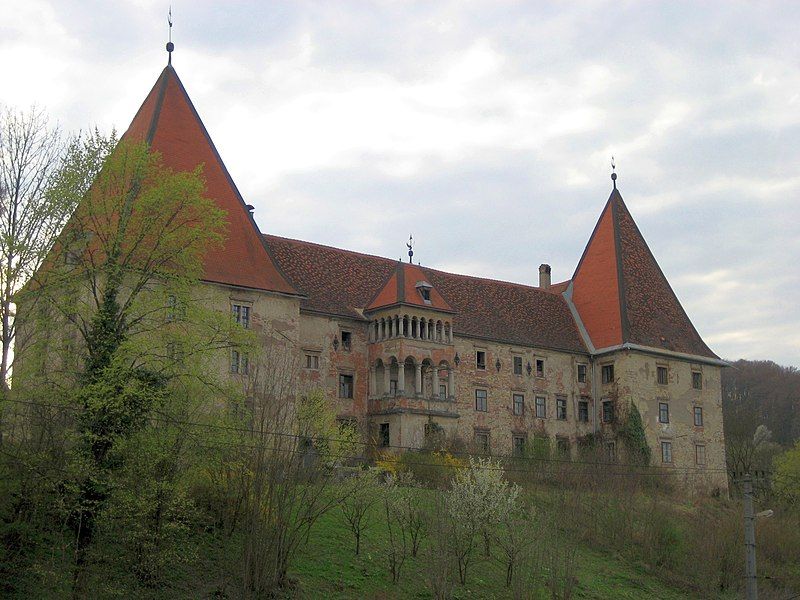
[571,189,717,358]
[264,235,588,353]
[366,262,454,312]
[122,66,297,295]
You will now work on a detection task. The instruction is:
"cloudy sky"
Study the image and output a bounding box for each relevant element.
[2,0,798,366]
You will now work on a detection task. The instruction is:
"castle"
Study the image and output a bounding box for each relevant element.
[42,58,730,490]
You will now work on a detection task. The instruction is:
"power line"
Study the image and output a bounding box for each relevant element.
[1,396,730,475]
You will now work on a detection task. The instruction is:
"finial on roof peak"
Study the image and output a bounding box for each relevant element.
[166,6,174,65]
[611,156,617,190]
[406,234,414,264]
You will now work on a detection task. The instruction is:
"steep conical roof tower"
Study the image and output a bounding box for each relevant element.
[570,183,716,359]
[120,64,297,295]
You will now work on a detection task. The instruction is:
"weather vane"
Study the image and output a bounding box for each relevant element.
[166,7,174,65]
[406,234,414,263]
[611,156,617,190]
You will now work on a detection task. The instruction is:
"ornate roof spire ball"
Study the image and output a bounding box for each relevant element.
[611,156,617,190]
[166,7,174,65]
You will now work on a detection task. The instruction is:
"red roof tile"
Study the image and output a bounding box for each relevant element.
[264,235,588,353]
[366,262,454,312]
[122,66,297,295]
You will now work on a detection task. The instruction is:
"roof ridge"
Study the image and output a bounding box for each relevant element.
[264,234,566,297]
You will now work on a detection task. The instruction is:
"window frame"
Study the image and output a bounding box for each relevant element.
[577,363,587,384]
[340,330,352,352]
[695,443,706,465]
[379,423,390,447]
[476,350,486,370]
[692,371,703,390]
[474,430,490,454]
[304,353,320,370]
[658,402,670,424]
[601,364,614,384]
[535,395,547,419]
[657,365,668,386]
[693,406,704,427]
[475,389,488,412]
[556,396,567,420]
[535,358,545,378]
[601,399,614,423]
[513,356,523,376]
[578,399,589,422]
[512,393,525,416]
[232,303,251,329]
[661,441,673,464]
[512,434,527,457]
[338,373,354,399]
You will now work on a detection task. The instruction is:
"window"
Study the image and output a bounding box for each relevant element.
[556,397,567,420]
[556,437,570,458]
[339,374,354,398]
[578,399,589,422]
[419,287,431,302]
[658,402,670,424]
[380,423,390,447]
[439,384,447,400]
[230,350,249,375]
[695,444,706,465]
[577,363,587,383]
[513,356,523,375]
[601,364,614,384]
[389,379,398,395]
[232,304,250,328]
[476,350,486,370]
[602,400,614,423]
[512,435,526,457]
[341,331,352,351]
[661,441,673,463]
[657,366,668,385]
[475,389,488,412]
[535,359,545,377]
[694,406,704,427]
[512,393,524,416]
[304,353,319,369]
[535,396,546,419]
[166,294,183,322]
[475,431,490,453]
[692,371,703,390]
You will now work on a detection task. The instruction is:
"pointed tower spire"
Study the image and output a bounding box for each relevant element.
[166,7,174,65]
[570,186,716,358]
[611,156,617,190]
[119,65,298,295]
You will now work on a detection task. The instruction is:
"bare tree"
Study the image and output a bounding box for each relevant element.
[0,106,71,390]
[238,339,360,596]
[339,468,381,555]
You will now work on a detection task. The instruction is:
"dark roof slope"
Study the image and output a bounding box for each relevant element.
[264,235,588,354]
[366,262,454,312]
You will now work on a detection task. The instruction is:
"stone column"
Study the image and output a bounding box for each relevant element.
[448,368,455,398]
[384,363,391,396]
[415,362,422,394]
[432,366,440,399]
[398,361,405,394]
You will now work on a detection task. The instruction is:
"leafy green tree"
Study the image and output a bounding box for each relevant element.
[12,136,230,595]
[773,440,800,508]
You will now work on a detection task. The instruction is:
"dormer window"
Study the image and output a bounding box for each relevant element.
[415,281,433,305]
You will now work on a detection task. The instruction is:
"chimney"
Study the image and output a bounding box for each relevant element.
[538,264,551,289]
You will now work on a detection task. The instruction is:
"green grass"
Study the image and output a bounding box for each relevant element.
[288,487,700,600]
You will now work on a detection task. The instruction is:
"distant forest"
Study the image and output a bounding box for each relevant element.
[722,359,800,476]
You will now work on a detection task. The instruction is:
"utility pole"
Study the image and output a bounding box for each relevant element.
[742,474,757,600]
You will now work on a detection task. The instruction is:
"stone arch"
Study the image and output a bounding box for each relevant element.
[374,358,385,396]
[403,355,416,392]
